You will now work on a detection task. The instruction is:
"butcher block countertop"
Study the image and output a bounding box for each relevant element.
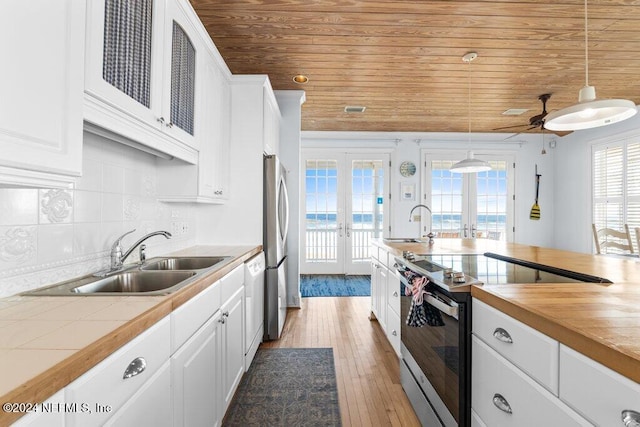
[374,238,640,384]
[0,245,261,426]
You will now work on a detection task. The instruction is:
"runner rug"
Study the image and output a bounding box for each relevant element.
[300,274,371,297]
[223,348,341,426]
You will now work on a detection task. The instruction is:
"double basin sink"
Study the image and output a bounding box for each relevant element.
[24,256,233,296]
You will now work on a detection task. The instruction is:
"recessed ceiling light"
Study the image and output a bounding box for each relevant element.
[502,108,529,116]
[344,106,366,113]
[293,75,309,84]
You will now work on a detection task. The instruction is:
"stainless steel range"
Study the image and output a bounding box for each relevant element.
[394,252,610,427]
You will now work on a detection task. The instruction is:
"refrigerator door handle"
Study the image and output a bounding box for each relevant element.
[279,175,290,244]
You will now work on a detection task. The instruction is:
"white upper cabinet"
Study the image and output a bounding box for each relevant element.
[84,0,203,163]
[263,86,281,156]
[0,1,85,188]
[157,48,231,203]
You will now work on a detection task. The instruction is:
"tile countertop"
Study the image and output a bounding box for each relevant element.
[0,245,262,426]
[374,238,640,384]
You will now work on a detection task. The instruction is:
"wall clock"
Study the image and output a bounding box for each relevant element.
[399,161,416,177]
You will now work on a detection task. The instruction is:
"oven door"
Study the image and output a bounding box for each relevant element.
[400,278,469,426]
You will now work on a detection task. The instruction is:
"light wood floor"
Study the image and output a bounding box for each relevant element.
[261,297,421,427]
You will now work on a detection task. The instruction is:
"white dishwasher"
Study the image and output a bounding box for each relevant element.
[244,251,265,370]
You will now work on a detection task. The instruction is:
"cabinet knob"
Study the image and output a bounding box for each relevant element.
[123,357,147,379]
[622,410,640,427]
[166,122,174,128]
[157,117,165,125]
[393,291,399,297]
[391,330,397,336]
[492,393,513,414]
[218,317,225,324]
[223,311,230,317]
[493,327,514,344]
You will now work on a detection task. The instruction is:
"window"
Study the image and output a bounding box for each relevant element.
[423,152,514,242]
[592,141,640,251]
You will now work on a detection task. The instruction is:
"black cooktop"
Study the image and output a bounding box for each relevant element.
[407,252,611,285]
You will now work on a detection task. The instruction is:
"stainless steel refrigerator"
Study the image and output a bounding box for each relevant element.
[263,154,290,340]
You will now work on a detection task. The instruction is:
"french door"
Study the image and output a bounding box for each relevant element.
[301,151,389,274]
[422,152,515,242]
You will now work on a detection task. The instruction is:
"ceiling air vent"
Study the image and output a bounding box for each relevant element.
[502,108,529,116]
[344,106,366,113]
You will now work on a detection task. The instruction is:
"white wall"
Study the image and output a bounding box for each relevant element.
[553,111,640,253]
[275,90,306,307]
[196,76,267,246]
[302,131,556,247]
[0,132,197,297]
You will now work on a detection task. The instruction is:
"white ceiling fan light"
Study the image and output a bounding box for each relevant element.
[544,0,637,132]
[450,52,492,174]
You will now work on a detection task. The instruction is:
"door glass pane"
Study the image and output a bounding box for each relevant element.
[476,161,508,241]
[171,21,196,135]
[103,0,153,107]
[305,160,338,263]
[350,160,384,263]
[431,160,463,237]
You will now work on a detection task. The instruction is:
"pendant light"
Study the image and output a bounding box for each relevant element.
[450,52,492,174]
[544,0,637,131]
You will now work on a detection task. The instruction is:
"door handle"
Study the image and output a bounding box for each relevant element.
[123,357,146,379]
[471,223,477,238]
[492,393,513,414]
[346,223,351,238]
[338,222,344,237]
[463,224,468,238]
[493,327,514,343]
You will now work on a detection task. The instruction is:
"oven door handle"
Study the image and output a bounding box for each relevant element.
[425,294,458,320]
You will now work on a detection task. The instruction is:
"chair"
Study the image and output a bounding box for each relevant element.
[592,224,634,255]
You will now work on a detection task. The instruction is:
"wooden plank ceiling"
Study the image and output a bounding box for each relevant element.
[190,0,640,134]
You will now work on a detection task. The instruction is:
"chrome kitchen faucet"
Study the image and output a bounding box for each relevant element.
[97,229,172,276]
[409,204,435,244]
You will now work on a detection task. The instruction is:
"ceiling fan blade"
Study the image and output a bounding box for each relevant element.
[493,124,529,131]
[503,132,522,141]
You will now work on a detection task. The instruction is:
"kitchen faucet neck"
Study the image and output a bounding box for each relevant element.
[110,229,172,271]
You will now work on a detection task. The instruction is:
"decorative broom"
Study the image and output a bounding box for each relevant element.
[530,165,541,220]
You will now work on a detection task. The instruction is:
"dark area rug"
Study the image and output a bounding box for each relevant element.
[300,274,371,297]
[223,348,342,427]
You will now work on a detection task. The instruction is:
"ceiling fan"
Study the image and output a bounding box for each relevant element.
[494,93,551,133]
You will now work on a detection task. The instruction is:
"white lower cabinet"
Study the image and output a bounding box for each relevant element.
[65,316,171,426]
[472,336,590,426]
[105,360,172,427]
[559,344,640,427]
[221,287,245,413]
[11,390,65,427]
[172,311,222,427]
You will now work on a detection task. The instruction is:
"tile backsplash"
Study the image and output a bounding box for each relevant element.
[0,132,196,297]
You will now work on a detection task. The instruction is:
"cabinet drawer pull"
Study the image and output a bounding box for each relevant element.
[123,357,146,379]
[492,393,513,414]
[493,327,513,343]
[622,410,640,427]
[218,317,225,324]
[223,311,230,317]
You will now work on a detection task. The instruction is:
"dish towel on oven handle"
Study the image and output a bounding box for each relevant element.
[405,275,445,327]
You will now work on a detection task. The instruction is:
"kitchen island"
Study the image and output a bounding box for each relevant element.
[374,237,640,426]
[0,245,261,426]
[374,238,640,382]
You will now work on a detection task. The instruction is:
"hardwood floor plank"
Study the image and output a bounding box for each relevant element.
[260,297,420,426]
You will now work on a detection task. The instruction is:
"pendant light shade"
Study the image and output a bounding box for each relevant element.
[543,0,637,132]
[544,86,637,131]
[450,151,491,173]
[450,52,492,174]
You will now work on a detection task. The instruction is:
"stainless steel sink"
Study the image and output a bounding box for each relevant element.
[22,255,233,296]
[383,238,422,243]
[71,271,196,294]
[141,256,231,271]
